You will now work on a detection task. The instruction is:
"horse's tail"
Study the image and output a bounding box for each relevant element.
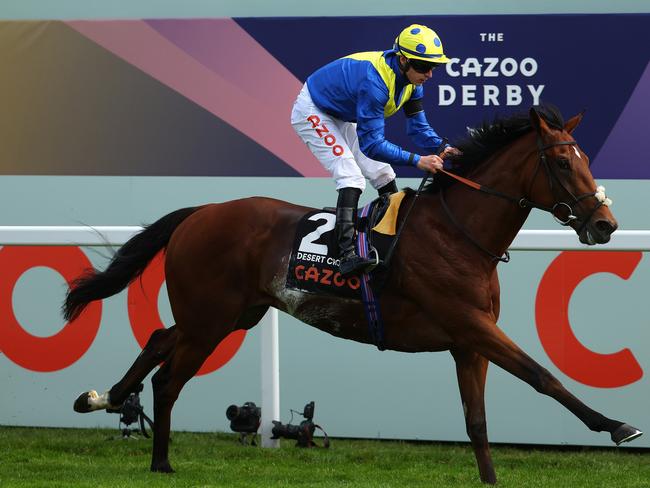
[63,206,199,321]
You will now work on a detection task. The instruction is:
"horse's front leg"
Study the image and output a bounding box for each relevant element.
[461,314,642,444]
[451,348,496,485]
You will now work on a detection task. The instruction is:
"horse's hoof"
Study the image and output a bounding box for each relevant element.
[612,423,643,445]
[73,390,98,413]
[151,461,175,473]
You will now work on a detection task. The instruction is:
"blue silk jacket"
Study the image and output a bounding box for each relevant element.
[306,50,445,166]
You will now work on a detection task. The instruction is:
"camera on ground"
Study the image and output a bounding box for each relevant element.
[271,401,320,448]
[226,401,261,445]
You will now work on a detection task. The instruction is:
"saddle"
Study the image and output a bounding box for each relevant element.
[358,191,406,269]
[285,192,406,300]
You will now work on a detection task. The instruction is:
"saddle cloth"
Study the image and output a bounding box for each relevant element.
[285,192,405,299]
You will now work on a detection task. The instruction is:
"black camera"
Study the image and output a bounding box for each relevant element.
[271,401,321,448]
[226,402,261,434]
[118,390,143,426]
[106,383,154,439]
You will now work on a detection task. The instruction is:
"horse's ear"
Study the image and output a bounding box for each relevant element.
[529,107,551,135]
[564,111,584,134]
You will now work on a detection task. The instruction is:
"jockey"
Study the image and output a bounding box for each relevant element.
[291,24,460,276]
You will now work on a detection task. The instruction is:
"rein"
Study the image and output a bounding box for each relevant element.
[438,137,605,263]
[383,142,447,267]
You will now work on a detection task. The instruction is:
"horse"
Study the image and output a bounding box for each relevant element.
[64,105,642,484]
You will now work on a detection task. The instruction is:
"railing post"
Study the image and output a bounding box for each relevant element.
[260,307,280,448]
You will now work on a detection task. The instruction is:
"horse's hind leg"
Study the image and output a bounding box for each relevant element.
[466,317,642,444]
[108,326,178,406]
[149,327,233,473]
[451,349,496,485]
[73,326,177,413]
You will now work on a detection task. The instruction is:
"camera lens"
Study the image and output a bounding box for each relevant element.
[226,405,240,420]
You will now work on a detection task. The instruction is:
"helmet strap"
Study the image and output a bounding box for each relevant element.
[398,54,410,75]
[395,32,409,74]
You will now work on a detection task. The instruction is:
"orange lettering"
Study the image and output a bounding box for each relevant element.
[324,134,336,146]
[320,268,333,285]
[347,276,361,290]
[304,266,319,282]
[535,251,643,388]
[333,272,346,287]
[316,123,330,138]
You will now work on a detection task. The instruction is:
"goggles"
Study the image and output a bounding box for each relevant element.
[408,59,441,74]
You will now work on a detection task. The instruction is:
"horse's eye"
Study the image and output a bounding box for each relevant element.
[556,158,570,170]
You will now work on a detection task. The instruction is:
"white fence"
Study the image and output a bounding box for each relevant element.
[1,226,649,447]
[1,226,650,250]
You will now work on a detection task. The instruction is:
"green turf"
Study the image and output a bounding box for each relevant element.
[0,426,647,487]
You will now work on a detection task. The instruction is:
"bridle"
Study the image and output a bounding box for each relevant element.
[438,135,606,263]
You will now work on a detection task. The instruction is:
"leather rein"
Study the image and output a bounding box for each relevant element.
[438,136,605,263]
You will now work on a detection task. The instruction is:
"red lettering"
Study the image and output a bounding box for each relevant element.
[333,272,346,287]
[304,266,319,282]
[324,134,336,146]
[535,251,643,388]
[320,268,333,285]
[333,145,344,156]
[315,123,330,138]
[295,264,305,280]
[347,276,361,290]
[0,246,102,372]
[127,252,246,376]
[307,115,320,128]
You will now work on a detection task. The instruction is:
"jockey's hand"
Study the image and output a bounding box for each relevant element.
[417,154,444,174]
[440,146,462,159]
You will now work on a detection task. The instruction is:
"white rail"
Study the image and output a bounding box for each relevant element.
[511,230,650,251]
[0,226,650,251]
[0,226,142,246]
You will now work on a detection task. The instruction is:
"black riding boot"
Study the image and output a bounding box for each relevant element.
[336,187,376,276]
[377,179,398,196]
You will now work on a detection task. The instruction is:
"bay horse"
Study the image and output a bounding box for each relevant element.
[65,105,642,484]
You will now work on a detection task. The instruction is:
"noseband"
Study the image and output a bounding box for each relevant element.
[522,137,604,233]
[438,135,608,263]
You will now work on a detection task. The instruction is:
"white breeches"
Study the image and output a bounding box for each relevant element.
[291,83,396,191]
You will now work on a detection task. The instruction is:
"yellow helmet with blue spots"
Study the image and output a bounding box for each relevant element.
[393,24,450,63]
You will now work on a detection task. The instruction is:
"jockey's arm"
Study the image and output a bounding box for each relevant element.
[356,77,420,167]
[403,87,448,155]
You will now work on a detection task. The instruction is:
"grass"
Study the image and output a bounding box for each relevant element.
[0,426,648,487]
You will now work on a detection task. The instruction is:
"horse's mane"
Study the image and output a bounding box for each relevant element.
[414,103,565,194]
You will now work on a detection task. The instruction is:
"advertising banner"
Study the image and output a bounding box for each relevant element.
[1,15,648,179]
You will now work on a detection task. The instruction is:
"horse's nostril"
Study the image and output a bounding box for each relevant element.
[595,220,615,235]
